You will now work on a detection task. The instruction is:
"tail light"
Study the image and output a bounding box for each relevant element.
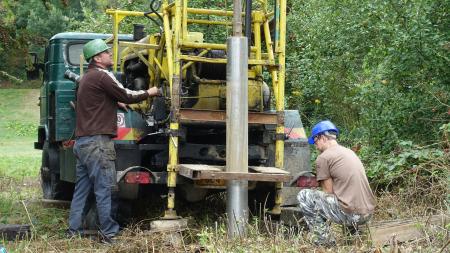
[62,140,75,148]
[297,176,319,188]
[125,171,152,184]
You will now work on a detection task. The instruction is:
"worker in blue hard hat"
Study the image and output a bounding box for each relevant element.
[297,120,376,247]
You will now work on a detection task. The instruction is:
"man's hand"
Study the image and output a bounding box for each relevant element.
[147,86,161,96]
[117,102,128,112]
[320,178,333,194]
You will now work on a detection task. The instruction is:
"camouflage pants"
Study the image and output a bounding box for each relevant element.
[297,189,372,246]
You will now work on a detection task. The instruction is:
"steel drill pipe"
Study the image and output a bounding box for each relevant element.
[233,0,243,36]
[226,37,248,237]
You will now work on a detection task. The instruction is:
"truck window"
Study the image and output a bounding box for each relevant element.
[67,43,86,66]
[67,43,125,66]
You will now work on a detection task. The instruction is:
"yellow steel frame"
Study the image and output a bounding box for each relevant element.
[106,0,288,216]
[272,0,286,215]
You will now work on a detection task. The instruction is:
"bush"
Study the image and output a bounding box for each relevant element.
[364,141,448,189]
[286,0,449,154]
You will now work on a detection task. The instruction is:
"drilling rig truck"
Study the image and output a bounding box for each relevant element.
[30,0,315,221]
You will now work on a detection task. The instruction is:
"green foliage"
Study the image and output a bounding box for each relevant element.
[357,121,449,197]
[363,141,448,187]
[0,0,77,78]
[287,0,449,154]
[284,0,449,193]
[68,0,233,39]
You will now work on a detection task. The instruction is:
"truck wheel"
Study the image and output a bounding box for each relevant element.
[40,143,74,200]
[40,146,51,198]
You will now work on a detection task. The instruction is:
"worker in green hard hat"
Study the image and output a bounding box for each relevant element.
[82,38,112,62]
[67,39,160,243]
[297,120,376,247]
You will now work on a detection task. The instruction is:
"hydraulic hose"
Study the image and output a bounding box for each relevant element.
[144,0,164,33]
[245,0,252,56]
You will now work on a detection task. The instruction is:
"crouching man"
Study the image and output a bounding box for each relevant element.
[297,120,376,247]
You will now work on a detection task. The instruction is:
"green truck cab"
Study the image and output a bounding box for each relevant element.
[33,32,133,200]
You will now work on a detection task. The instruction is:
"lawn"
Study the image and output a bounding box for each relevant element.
[0,89,41,179]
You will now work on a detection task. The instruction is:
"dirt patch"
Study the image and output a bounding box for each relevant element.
[22,89,40,123]
[0,81,13,88]
[0,80,41,89]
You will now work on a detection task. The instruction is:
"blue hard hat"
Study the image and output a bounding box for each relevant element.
[308,120,339,144]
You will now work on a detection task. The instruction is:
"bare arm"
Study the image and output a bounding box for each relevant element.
[117,102,128,111]
[320,178,333,194]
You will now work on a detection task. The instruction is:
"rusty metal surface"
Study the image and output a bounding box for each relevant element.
[178,164,291,182]
[179,108,277,125]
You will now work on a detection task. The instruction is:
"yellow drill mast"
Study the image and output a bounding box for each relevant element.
[106,0,287,218]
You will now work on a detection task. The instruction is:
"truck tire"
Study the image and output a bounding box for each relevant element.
[40,143,74,200]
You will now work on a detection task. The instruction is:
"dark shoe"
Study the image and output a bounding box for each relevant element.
[99,232,120,245]
[65,229,82,239]
[312,239,337,248]
[344,225,360,235]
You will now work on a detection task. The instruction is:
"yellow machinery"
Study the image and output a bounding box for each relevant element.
[104,0,292,219]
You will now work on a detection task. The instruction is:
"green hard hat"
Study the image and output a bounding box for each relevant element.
[83,39,110,61]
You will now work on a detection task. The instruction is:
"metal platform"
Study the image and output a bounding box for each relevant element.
[178,164,291,182]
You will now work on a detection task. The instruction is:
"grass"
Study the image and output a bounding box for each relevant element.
[1,193,448,252]
[0,88,41,180]
[0,88,43,246]
[0,88,448,252]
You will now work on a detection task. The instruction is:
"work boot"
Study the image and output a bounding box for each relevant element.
[99,231,121,245]
[99,235,118,245]
[310,234,337,248]
[312,239,337,248]
[65,229,82,239]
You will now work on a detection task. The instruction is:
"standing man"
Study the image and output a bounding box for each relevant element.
[68,39,160,242]
[297,120,376,247]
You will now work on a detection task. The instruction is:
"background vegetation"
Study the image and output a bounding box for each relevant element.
[0,0,448,207]
[284,0,449,197]
[0,0,448,251]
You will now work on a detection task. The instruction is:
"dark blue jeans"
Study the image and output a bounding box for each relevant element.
[68,135,119,238]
